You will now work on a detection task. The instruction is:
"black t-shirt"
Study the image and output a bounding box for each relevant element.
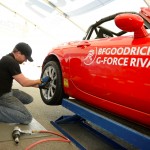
[0,53,21,96]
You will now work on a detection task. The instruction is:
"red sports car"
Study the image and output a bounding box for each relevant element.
[40,9,150,128]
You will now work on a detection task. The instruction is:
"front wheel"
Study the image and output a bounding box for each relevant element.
[40,61,64,105]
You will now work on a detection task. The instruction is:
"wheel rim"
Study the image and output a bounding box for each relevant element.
[41,65,57,100]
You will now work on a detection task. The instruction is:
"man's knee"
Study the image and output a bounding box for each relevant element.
[21,115,32,125]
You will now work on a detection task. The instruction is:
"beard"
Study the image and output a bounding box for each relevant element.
[18,60,24,64]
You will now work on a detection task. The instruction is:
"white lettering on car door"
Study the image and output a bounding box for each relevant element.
[84,46,150,68]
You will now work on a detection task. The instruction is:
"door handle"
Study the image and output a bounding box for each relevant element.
[77,41,91,47]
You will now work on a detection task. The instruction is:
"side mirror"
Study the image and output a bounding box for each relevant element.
[115,13,148,38]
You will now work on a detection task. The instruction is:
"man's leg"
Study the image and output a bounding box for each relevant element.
[12,89,33,104]
[0,92,32,124]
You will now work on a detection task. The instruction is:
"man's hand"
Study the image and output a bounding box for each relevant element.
[39,76,50,89]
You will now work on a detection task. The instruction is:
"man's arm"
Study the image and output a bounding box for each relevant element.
[13,73,41,87]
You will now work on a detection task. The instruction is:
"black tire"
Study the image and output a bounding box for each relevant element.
[40,61,64,105]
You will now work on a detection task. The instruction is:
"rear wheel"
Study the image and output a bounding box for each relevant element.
[40,61,64,105]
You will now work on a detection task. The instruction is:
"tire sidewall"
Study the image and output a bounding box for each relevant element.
[40,61,63,105]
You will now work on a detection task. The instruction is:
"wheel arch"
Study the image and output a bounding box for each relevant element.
[41,54,69,97]
[42,54,60,69]
[42,53,69,80]
[42,54,63,80]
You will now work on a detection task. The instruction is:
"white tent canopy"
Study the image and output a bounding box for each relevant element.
[0,0,147,65]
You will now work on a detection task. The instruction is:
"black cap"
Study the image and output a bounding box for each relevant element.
[15,42,33,62]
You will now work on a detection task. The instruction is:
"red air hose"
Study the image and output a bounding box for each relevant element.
[25,130,70,150]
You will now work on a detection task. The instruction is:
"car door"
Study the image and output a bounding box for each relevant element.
[69,39,109,97]
[69,35,150,113]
